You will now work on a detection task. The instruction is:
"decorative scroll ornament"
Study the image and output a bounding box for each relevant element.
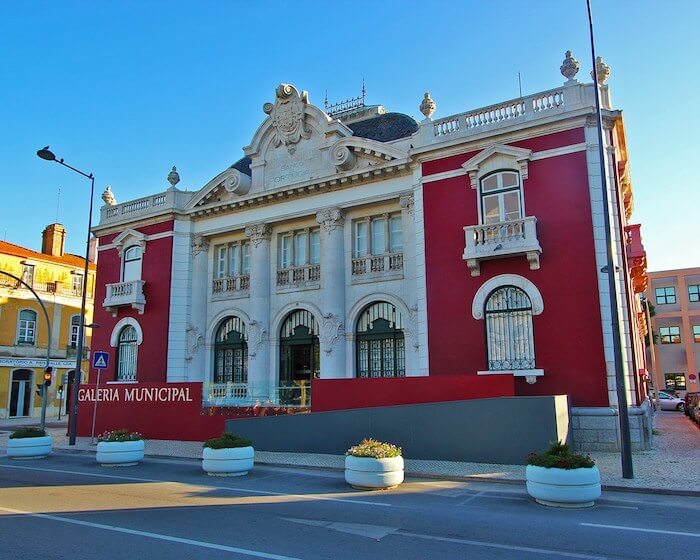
[167,166,180,187]
[263,84,311,154]
[399,193,415,216]
[244,223,272,247]
[221,168,251,196]
[316,207,345,232]
[102,185,117,206]
[591,56,611,85]
[560,50,580,81]
[419,92,436,120]
[320,313,344,355]
[332,145,357,171]
[248,320,267,359]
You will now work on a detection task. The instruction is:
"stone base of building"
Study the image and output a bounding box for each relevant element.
[571,400,653,452]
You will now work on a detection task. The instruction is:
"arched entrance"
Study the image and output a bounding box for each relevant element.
[355,302,406,378]
[279,310,319,406]
[9,369,33,417]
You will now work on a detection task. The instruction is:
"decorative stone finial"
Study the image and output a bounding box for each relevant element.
[101,185,117,206]
[560,50,580,81]
[167,166,180,187]
[419,92,436,120]
[591,56,611,85]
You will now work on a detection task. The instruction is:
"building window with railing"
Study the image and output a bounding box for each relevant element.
[21,264,34,288]
[213,316,248,385]
[213,240,250,294]
[122,246,142,282]
[352,214,403,280]
[117,325,138,381]
[485,286,535,371]
[480,171,523,225]
[659,326,681,344]
[689,284,700,303]
[17,309,37,345]
[356,302,405,378]
[277,228,320,288]
[655,286,676,305]
[69,315,80,347]
[71,273,83,296]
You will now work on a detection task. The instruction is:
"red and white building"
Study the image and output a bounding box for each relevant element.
[84,52,651,451]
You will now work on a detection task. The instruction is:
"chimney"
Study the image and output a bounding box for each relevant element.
[42,223,66,257]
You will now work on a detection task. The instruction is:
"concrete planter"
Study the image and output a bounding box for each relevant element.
[526,465,601,507]
[344,455,404,490]
[96,440,145,466]
[202,446,254,476]
[7,435,53,459]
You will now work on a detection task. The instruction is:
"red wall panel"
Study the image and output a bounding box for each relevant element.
[312,375,514,412]
[422,132,609,407]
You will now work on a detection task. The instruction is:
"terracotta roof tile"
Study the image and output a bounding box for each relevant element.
[0,240,96,270]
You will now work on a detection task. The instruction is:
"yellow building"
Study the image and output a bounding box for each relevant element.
[0,224,95,419]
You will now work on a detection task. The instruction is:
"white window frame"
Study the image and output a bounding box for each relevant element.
[21,264,34,288]
[122,245,143,282]
[479,170,524,225]
[117,325,138,381]
[353,213,403,257]
[69,315,80,347]
[277,228,320,269]
[213,240,251,279]
[17,309,37,345]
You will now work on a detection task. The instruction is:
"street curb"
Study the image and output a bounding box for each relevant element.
[48,448,700,498]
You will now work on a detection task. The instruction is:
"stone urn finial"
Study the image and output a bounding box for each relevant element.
[591,56,611,85]
[419,92,436,120]
[101,185,116,206]
[560,50,580,82]
[167,166,180,187]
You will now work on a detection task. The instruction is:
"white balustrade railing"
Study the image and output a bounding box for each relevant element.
[276,264,320,287]
[103,280,146,313]
[463,217,542,276]
[351,253,403,279]
[212,275,250,295]
[205,382,250,403]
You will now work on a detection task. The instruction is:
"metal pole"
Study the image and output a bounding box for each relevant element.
[586,0,634,478]
[0,271,52,431]
[68,173,95,445]
[90,368,101,444]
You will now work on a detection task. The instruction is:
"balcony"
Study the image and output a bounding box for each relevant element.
[276,264,320,292]
[212,275,250,299]
[463,217,541,276]
[351,253,403,284]
[103,280,146,316]
[624,224,648,294]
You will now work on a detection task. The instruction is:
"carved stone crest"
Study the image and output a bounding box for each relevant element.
[320,313,344,355]
[263,84,311,154]
[316,207,345,232]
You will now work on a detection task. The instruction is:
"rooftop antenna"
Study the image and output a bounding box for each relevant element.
[518,72,522,97]
[55,186,61,223]
[362,78,366,103]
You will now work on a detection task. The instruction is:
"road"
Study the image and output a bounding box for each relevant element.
[0,452,697,559]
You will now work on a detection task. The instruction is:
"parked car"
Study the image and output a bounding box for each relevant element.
[652,391,685,412]
[684,392,700,418]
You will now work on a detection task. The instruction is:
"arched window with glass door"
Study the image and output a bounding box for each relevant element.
[355,302,405,378]
[484,286,535,371]
[116,325,138,381]
[213,317,248,385]
[279,310,319,406]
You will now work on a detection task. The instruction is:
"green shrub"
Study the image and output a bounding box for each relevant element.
[97,429,143,443]
[347,438,402,459]
[9,427,47,439]
[203,433,252,450]
[527,441,595,470]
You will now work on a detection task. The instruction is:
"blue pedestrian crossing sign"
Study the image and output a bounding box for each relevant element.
[93,351,109,370]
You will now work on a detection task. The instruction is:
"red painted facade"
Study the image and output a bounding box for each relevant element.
[90,221,174,384]
[422,129,610,407]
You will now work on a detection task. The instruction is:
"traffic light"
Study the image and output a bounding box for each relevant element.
[44,366,53,387]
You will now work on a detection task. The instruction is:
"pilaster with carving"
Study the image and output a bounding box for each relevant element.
[399,193,415,216]
[192,234,210,257]
[320,313,345,355]
[316,207,345,232]
[244,223,272,247]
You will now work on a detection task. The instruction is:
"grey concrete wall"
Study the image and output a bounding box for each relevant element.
[570,400,653,452]
[226,395,570,465]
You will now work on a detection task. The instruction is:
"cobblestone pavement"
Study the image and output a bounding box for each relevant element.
[1,410,697,493]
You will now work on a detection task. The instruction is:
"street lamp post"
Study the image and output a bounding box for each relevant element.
[37,146,95,446]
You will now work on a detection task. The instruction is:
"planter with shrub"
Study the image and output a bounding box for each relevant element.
[202,433,254,476]
[7,427,52,459]
[96,430,144,466]
[344,439,404,490]
[526,441,601,507]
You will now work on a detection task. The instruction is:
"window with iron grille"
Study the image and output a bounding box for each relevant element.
[117,325,138,381]
[659,326,681,344]
[213,316,248,384]
[356,302,405,378]
[485,286,535,370]
[17,309,37,344]
[655,286,676,305]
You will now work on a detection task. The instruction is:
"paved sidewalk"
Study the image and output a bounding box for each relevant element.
[1,411,697,495]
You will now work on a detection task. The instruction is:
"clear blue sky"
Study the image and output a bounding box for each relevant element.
[0,0,697,271]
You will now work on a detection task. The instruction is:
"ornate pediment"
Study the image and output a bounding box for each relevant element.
[262,84,311,154]
[186,167,251,209]
[462,144,532,189]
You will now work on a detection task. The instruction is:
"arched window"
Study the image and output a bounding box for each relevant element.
[480,170,523,224]
[356,302,405,378]
[69,315,80,347]
[214,317,248,384]
[117,325,138,381]
[279,310,319,406]
[18,309,37,344]
[122,246,142,282]
[485,286,535,370]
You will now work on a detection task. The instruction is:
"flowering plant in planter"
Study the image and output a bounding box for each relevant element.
[346,438,402,459]
[9,427,47,439]
[97,429,143,443]
[7,427,52,459]
[202,433,254,476]
[203,433,252,450]
[526,441,600,508]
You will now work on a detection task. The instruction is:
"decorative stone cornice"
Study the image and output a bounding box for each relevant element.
[244,223,272,247]
[316,207,345,232]
[399,193,415,216]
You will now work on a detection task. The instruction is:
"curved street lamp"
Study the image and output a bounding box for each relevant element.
[37,146,95,446]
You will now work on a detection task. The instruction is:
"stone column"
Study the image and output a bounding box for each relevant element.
[244,223,272,400]
[185,234,209,382]
[316,208,346,378]
[399,192,420,375]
